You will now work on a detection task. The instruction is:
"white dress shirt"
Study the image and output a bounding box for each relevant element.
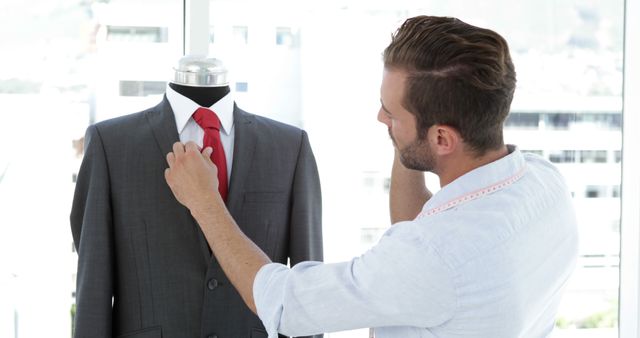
[253,146,579,338]
[165,84,234,180]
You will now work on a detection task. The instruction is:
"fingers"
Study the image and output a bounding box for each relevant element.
[168,142,211,166]
[185,141,200,154]
[168,142,199,168]
[166,151,176,168]
[164,167,172,185]
[202,147,213,162]
[201,147,217,169]
[203,146,213,158]
[172,142,185,156]
[167,142,185,168]
[170,142,201,159]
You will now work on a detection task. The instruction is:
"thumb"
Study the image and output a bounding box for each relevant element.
[202,147,215,166]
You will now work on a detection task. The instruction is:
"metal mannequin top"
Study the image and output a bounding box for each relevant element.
[172,55,229,87]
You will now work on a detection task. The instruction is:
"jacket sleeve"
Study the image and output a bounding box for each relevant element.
[70,125,114,338]
[288,130,324,338]
[288,130,323,264]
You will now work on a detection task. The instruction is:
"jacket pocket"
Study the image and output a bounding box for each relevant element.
[240,191,289,259]
[116,326,162,338]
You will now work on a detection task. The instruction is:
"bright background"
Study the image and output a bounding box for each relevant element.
[0,0,637,337]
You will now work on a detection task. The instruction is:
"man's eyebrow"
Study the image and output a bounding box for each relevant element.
[380,99,392,115]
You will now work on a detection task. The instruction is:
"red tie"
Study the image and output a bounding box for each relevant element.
[192,107,228,202]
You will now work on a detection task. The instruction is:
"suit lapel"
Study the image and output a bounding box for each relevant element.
[145,96,180,156]
[227,104,257,218]
[145,96,212,263]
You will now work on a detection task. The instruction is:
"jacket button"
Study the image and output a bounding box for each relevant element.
[207,278,218,290]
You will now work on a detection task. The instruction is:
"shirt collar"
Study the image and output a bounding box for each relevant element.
[420,145,526,217]
[166,83,235,135]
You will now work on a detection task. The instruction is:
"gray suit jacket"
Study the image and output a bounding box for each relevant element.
[70,97,323,338]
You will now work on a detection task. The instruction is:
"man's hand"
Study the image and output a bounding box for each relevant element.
[165,141,270,315]
[165,141,222,214]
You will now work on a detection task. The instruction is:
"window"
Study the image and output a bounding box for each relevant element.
[383,177,391,193]
[362,176,375,188]
[580,150,608,163]
[522,149,544,156]
[614,150,622,163]
[119,81,167,97]
[545,113,574,130]
[0,78,41,94]
[232,25,248,44]
[505,112,539,128]
[549,150,577,163]
[585,185,607,198]
[612,185,621,198]
[106,26,169,43]
[360,227,385,247]
[578,113,622,130]
[209,26,215,44]
[276,27,294,46]
[508,112,621,131]
[235,81,248,92]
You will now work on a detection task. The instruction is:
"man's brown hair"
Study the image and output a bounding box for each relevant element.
[383,16,516,155]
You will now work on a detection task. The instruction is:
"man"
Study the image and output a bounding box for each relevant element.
[164,16,579,338]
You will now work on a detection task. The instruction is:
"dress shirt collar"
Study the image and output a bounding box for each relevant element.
[166,83,234,135]
[420,145,526,217]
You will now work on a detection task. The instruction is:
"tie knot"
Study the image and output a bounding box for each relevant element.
[193,107,222,131]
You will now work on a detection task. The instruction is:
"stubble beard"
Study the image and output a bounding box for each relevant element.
[389,128,436,172]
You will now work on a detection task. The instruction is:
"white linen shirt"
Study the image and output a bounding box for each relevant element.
[253,146,579,338]
[165,84,234,181]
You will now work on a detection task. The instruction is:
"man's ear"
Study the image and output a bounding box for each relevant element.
[431,124,461,156]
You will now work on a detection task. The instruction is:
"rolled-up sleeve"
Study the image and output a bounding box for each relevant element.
[254,262,290,337]
[253,221,457,338]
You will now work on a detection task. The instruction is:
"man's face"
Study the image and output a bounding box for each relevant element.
[377,68,436,172]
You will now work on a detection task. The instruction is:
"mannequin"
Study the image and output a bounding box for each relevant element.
[169,55,231,107]
[71,53,323,338]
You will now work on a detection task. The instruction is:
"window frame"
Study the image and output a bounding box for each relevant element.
[619,0,640,336]
[184,0,210,55]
